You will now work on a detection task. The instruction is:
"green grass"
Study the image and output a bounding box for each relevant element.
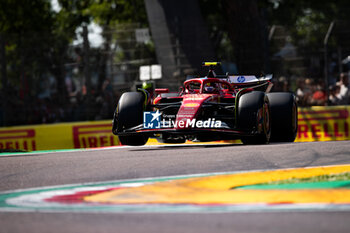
[233,172,350,190]
[266,172,350,185]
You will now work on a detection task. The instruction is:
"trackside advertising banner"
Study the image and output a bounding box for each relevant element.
[295,106,350,142]
[0,121,119,151]
[0,106,349,151]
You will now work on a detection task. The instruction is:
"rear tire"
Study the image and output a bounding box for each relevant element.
[113,92,148,146]
[267,92,298,142]
[238,91,271,145]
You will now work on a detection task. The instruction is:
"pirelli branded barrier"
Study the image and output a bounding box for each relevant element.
[0,106,349,151]
[0,121,119,151]
[295,106,349,142]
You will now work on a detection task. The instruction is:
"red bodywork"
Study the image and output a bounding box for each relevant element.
[112,62,276,144]
[116,74,273,141]
[153,78,246,130]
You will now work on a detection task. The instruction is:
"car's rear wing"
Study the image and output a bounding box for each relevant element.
[227,74,273,85]
[227,74,273,93]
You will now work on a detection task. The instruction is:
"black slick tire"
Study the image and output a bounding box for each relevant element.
[113,92,148,146]
[267,92,298,142]
[238,91,271,145]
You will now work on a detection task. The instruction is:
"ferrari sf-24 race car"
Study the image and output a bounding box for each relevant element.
[112,62,298,145]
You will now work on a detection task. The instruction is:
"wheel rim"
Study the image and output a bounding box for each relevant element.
[263,101,271,140]
[257,100,271,140]
[291,101,298,136]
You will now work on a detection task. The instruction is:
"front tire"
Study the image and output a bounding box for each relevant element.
[113,92,148,146]
[238,91,271,145]
[267,93,298,142]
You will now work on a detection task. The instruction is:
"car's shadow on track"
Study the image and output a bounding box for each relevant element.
[129,143,243,152]
[128,141,302,152]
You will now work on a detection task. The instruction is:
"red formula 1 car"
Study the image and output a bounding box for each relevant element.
[112,62,298,145]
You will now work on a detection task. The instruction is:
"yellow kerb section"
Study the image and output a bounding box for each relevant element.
[84,164,350,205]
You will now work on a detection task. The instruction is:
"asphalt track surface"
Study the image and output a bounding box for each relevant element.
[1,141,350,233]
